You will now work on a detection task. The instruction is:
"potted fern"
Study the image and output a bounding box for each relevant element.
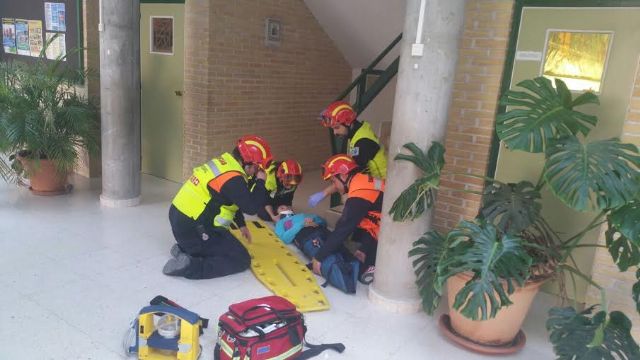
[0,39,98,194]
[390,77,640,357]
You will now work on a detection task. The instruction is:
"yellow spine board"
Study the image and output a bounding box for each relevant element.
[231,220,330,312]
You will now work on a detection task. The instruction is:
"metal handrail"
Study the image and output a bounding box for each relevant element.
[328,33,403,207]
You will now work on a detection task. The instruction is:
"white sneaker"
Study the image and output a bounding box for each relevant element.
[359,265,375,285]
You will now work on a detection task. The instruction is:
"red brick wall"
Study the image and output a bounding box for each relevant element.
[183,0,213,177]
[433,0,515,232]
[183,0,352,178]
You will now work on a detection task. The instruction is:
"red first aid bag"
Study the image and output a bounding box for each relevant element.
[214,296,345,360]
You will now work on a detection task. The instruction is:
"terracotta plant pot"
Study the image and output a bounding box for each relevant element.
[17,155,68,195]
[443,272,545,353]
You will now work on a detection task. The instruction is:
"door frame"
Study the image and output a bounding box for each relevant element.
[485,0,640,178]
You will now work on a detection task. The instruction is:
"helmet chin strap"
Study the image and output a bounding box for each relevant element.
[337,172,355,193]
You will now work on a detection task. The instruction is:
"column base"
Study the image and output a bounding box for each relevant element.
[368,284,422,314]
[100,194,141,208]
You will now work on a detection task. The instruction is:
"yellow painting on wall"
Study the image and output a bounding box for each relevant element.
[543,31,612,92]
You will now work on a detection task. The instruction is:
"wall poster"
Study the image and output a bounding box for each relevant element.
[15,19,30,55]
[44,2,66,32]
[2,18,16,54]
[45,32,65,60]
[28,20,43,56]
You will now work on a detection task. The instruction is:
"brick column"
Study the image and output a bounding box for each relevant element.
[432,0,515,232]
[182,0,213,178]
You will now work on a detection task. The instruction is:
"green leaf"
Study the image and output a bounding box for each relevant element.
[444,221,532,320]
[497,77,598,153]
[605,226,640,272]
[390,142,445,221]
[609,200,640,246]
[543,137,640,212]
[409,230,451,314]
[547,306,640,359]
[389,174,439,221]
[480,181,542,235]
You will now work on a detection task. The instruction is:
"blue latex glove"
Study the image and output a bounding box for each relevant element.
[308,191,325,208]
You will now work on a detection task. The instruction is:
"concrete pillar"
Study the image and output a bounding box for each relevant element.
[99,0,141,207]
[369,0,466,312]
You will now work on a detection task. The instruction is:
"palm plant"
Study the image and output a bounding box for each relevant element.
[391,77,640,357]
[0,37,98,183]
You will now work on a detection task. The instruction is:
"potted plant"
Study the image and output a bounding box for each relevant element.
[390,77,640,357]
[0,39,98,194]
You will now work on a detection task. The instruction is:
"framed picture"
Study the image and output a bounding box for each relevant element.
[265,18,281,47]
[541,30,613,93]
[150,16,173,55]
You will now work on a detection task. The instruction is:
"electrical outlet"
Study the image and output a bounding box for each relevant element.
[411,43,424,57]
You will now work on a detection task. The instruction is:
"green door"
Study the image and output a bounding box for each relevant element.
[495,7,640,301]
[140,2,184,182]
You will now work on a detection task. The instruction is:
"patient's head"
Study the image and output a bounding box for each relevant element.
[277,205,294,219]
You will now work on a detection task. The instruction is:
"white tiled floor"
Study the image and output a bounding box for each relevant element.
[0,172,556,359]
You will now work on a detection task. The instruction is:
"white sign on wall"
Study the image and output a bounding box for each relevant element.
[515,50,543,61]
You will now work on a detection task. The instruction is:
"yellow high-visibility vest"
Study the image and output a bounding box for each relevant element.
[171,152,246,228]
[348,121,387,179]
[264,163,277,193]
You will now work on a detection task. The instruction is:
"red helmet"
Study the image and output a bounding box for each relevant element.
[322,154,358,180]
[237,135,273,169]
[320,101,357,128]
[277,160,303,187]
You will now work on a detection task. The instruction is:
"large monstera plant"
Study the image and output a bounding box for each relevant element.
[392,77,640,358]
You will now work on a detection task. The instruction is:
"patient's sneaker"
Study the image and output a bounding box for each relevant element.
[359,265,375,285]
[170,243,184,258]
[163,253,191,276]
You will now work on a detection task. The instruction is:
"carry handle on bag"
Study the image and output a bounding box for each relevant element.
[215,296,345,360]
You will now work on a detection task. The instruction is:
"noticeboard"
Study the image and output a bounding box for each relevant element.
[0,0,81,70]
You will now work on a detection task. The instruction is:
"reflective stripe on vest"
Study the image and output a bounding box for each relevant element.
[171,152,246,228]
[347,173,385,240]
[264,163,278,193]
[348,121,387,179]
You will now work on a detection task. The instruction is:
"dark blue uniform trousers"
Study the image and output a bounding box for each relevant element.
[169,205,250,279]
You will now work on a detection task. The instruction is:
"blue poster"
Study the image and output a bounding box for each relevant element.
[15,19,30,56]
[2,18,16,54]
[45,2,66,32]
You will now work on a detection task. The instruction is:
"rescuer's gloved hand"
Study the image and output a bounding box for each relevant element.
[308,191,325,208]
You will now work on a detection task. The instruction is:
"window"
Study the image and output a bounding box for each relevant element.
[151,16,173,55]
[542,31,612,93]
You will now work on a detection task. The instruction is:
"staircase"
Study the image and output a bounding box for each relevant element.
[329,33,402,207]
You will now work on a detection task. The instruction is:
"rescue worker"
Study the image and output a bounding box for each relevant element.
[308,101,387,208]
[255,159,303,222]
[163,135,272,279]
[311,154,384,284]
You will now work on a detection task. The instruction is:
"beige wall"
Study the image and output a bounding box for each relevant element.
[303,0,404,68]
[433,0,515,232]
[183,0,352,177]
[587,57,640,341]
